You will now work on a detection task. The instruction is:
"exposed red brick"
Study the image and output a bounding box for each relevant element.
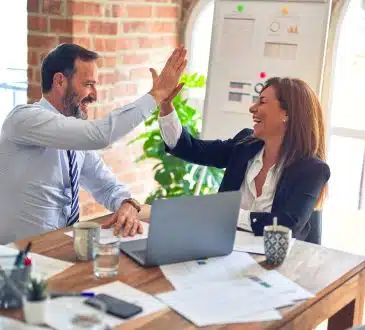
[27,83,42,100]
[28,0,40,13]
[28,50,38,66]
[103,56,117,68]
[89,21,118,35]
[73,37,91,48]
[151,22,177,33]
[28,35,57,49]
[28,16,48,32]
[42,0,64,16]
[50,19,87,34]
[94,38,117,52]
[122,54,149,65]
[116,38,134,50]
[99,72,117,85]
[155,6,179,18]
[28,0,182,218]
[123,22,149,33]
[112,4,124,18]
[68,2,103,16]
[127,6,152,18]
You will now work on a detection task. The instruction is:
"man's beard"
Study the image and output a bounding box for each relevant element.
[61,85,92,120]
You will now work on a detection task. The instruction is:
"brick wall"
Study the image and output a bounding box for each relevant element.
[27,0,180,219]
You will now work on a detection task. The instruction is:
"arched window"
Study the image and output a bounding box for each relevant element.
[184,0,214,111]
[323,0,365,252]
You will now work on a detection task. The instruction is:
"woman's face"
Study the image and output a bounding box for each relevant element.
[249,86,288,141]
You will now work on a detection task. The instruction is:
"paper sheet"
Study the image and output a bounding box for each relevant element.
[157,280,288,327]
[0,245,73,280]
[45,281,167,330]
[234,231,296,255]
[160,252,313,301]
[251,270,314,301]
[160,251,262,290]
[0,316,48,330]
[64,222,149,244]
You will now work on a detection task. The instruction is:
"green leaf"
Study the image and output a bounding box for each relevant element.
[129,72,224,203]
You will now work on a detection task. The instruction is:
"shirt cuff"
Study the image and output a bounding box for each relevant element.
[237,209,253,232]
[158,110,182,149]
[112,194,132,213]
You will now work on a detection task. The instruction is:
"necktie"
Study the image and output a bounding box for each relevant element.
[66,150,80,226]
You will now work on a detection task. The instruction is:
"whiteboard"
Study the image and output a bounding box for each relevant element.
[202,0,331,140]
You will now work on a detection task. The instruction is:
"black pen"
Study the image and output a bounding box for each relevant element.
[14,241,32,267]
[23,242,32,257]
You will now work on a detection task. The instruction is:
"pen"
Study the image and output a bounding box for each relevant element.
[13,251,24,267]
[13,241,32,267]
[23,242,32,257]
[50,292,95,298]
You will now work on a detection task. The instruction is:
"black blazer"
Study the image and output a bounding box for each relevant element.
[165,128,331,242]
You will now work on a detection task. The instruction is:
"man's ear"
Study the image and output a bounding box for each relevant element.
[53,72,67,91]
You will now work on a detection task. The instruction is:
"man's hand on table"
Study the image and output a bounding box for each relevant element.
[102,200,144,237]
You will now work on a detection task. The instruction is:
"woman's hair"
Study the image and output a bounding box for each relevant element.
[247,77,327,208]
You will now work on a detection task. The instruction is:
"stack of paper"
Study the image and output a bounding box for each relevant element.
[64,222,149,244]
[159,252,313,326]
[0,245,73,280]
[234,230,296,255]
[45,281,166,330]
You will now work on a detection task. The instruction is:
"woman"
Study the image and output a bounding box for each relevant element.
[158,77,330,242]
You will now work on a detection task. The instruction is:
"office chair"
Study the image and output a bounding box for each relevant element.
[305,210,322,245]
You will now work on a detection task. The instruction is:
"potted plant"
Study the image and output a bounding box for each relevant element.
[129,73,224,204]
[23,277,48,325]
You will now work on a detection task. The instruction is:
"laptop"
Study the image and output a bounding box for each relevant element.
[119,191,241,267]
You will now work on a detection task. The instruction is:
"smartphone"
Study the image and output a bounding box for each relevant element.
[84,293,143,319]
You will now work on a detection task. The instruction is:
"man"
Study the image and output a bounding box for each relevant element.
[0,43,186,244]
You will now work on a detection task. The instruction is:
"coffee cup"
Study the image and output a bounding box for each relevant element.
[73,222,100,261]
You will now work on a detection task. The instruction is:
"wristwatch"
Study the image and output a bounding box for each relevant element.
[122,198,141,213]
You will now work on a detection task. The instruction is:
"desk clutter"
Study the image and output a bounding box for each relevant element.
[0,226,313,329]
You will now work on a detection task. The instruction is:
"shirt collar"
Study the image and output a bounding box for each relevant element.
[252,147,264,166]
[37,97,61,115]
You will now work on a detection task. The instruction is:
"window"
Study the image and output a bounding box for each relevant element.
[0,0,27,124]
[184,0,214,111]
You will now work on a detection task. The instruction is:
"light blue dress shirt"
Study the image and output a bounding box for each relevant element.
[0,94,156,243]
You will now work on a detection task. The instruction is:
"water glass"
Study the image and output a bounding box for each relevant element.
[93,240,120,278]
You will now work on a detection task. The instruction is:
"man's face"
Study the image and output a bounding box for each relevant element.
[61,59,98,119]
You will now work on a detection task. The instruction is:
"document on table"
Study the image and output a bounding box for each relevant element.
[64,221,149,244]
[0,316,48,330]
[157,280,290,327]
[0,245,73,280]
[45,281,167,330]
[234,230,296,255]
[160,251,263,290]
[160,251,313,301]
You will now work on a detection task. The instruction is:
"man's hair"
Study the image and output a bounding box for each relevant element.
[41,43,99,93]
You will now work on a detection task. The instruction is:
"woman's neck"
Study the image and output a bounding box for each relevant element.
[263,137,282,168]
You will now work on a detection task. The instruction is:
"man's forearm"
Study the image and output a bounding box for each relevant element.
[5,94,156,150]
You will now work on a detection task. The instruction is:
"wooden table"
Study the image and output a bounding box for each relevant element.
[2,215,365,330]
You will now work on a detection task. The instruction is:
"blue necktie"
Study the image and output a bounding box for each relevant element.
[66,150,80,226]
